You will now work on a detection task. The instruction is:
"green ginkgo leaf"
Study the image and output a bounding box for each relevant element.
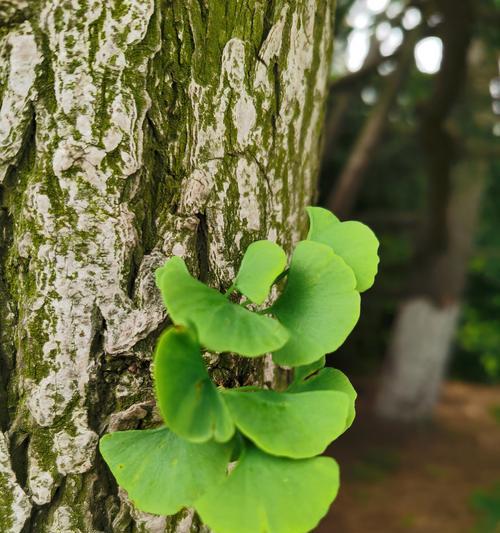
[154,326,234,443]
[223,388,349,458]
[195,444,340,533]
[293,356,326,384]
[155,257,289,356]
[288,367,357,429]
[306,206,379,292]
[271,240,360,367]
[99,427,231,516]
[233,240,287,304]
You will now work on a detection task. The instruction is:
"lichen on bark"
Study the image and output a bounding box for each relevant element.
[0,0,335,531]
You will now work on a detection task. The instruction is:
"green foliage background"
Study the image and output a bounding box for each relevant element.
[320,0,500,383]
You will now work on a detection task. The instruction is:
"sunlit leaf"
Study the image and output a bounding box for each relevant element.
[155,257,289,356]
[195,445,340,533]
[288,367,357,430]
[223,388,349,458]
[154,326,234,443]
[233,240,287,304]
[307,206,379,292]
[100,427,231,516]
[271,240,360,367]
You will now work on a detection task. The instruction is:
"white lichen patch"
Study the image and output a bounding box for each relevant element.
[0,433,32,532]
[183,1,332,289]
[3,1,334,530]
[27,442,56,505]
[170,509,196,533]
[17,0,168,506]
[50,505,82,533]
[236,158,261,231]
[223,39,257,149]
[120,487,167,533]
[0,22,41,182]
[54,409,98,475]
[179,161,220,215]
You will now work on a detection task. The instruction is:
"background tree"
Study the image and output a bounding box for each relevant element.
[375,0,478,419]
[0,1,334,531]
[319,0,500,421]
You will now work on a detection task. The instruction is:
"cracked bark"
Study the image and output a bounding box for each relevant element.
[0,0,334,531]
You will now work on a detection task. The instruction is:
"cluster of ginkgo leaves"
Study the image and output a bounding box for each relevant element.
[99,207,379,533]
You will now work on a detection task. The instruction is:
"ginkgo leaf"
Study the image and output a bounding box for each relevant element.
[233,240,287,304]
[195,444,340,533]
[99,427,231,516]
[293,356,326,384]
[223,388,349,458]
[271,240,360,367]
[154,326,234,443]
[155,257,289,356]
[288,367,357,430]
[307,206,379,292]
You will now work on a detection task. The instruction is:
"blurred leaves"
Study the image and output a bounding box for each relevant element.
[471,483,500,533]
[454,167,500,383]
[321,0,500,383]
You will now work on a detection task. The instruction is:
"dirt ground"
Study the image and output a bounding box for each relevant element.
[316,380,500,533]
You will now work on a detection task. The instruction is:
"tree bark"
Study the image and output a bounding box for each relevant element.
[0,1,334,531]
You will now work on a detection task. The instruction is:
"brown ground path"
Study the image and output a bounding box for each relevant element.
[316,381,500,533]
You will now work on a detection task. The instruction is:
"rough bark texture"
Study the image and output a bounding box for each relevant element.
[0,1,334,531]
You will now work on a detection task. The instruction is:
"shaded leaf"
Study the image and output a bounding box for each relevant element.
[288,368,357,429]
[293,356,326,384]
[223,388,349,458]
[155,257,289,356]
[154,326,234,443]
[271,240,360,367]
[100,427,231,516]
[234,240,287,304]
[195,445,340,533]
[307,206,379,292]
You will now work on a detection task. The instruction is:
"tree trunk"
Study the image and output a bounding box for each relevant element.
[375,0,493,421]
[0,1,334,531]
[375,162,486,420]
[326,26,419,219]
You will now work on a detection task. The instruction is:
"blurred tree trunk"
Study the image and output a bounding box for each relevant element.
[326,26,420,219]
[0,1,334,531]
[375,0,491,421]
[375,163,486,420]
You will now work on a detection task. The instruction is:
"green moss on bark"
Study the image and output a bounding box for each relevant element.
[0,1,335,530]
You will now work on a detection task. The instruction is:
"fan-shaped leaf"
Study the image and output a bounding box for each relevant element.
[233,240,287,304]
[195,445,340,533]
[154,326,234,443]
[155,257,289,356]
[293,356,326,384]
[307,206,379,292]
[288,367,357,430]
[271,240,360,367]
[99,427,231,516]
[223,388,349,458]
